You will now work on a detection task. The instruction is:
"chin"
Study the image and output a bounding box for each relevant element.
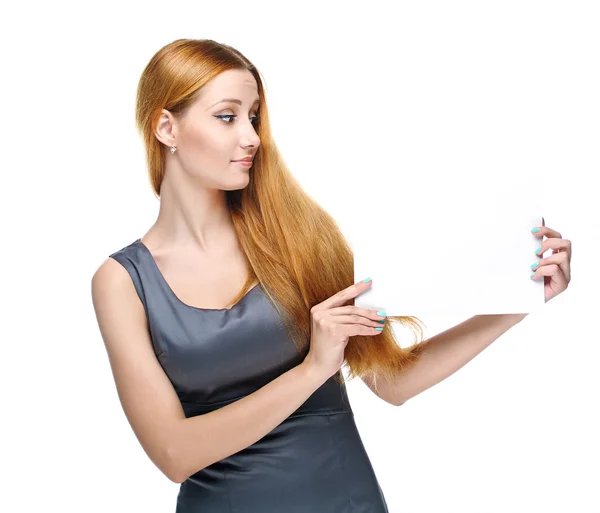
[227,177,250,191]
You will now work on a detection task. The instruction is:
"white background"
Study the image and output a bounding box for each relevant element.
[2,1,598,512]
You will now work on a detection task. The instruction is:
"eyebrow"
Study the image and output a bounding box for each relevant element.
[207,98,261,110]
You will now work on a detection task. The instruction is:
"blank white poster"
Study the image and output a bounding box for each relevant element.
[331,5,561,316]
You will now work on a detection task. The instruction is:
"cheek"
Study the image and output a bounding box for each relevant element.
[182,125,227,166]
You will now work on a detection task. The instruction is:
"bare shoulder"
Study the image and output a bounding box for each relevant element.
[91,256,144,327]
[92,256,131,297]
[90,256,185,482]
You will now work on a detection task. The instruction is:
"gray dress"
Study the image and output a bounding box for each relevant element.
[109,239,389,513]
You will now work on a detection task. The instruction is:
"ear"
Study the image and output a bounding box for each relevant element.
[154,109,177,148]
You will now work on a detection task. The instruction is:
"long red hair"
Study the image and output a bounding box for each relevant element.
[134,39,429,389]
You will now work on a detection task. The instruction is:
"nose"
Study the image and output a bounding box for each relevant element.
[241,122,260,148]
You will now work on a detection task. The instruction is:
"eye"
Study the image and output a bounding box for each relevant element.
[215,114,261,125]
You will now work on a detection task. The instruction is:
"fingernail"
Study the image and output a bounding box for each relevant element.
[375,327,383,331]
[535,246,542,254]
[530,262,539,269]
[531,227,540,233]
[530,272,536,279]
[363,277,372,283]
[377,311,387,316]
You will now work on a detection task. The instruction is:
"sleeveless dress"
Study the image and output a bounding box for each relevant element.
[109,239,390,513]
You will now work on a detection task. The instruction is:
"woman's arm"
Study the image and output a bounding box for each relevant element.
[363,314,528,406]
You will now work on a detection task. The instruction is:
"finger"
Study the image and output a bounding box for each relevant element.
[536,253,571,283]
[331,314,385,328]
[533,219,562,239]
[329,305,387,320]
[536,238,571,259]
[532,263,569,289]
[342,324,385,337]
[318,278,373,310]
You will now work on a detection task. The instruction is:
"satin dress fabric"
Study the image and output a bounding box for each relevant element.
[109,239,389,512]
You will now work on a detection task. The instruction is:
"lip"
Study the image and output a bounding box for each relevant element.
[233,160,253,167]
[232,157,253,163]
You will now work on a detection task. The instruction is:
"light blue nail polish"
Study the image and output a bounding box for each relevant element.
[530,272,535,279]
[363,277,372,283]
[375,327,383,331]
[531,227,540,233]
[377,311,387,316]
[530,262,539,269]
[535,246,542,254]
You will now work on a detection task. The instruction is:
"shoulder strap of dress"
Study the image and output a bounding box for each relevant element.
[108,239,149,314]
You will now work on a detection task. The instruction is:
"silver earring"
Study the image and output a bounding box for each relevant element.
[170,145,177,154]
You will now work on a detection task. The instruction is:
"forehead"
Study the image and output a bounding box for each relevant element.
[198,69,259,106]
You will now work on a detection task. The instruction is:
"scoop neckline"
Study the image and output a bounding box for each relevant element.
[134,238,261,312]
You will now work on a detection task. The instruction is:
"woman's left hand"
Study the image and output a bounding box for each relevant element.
[531,217,572,303]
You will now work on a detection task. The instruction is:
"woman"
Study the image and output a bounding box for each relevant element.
[91,38,571,512]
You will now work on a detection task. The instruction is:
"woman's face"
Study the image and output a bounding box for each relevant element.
[167,69,261,189]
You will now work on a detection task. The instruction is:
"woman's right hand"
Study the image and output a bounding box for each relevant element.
[303,278,386,381]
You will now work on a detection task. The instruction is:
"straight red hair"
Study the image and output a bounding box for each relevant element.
[134,38,429,390]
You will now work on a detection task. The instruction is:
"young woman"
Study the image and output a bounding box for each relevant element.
[91,38,571,512]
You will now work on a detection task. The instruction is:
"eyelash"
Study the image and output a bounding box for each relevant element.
[215,114,261,125]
